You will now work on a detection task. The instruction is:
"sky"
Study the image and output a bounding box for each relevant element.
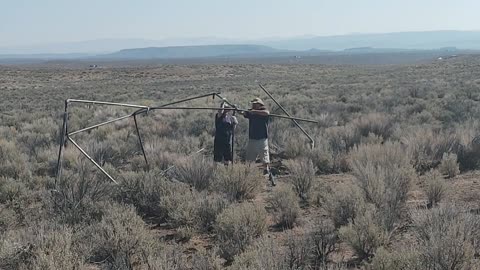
[1,0,479,47]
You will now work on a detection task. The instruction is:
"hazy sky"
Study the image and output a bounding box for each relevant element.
[1,0,479,46]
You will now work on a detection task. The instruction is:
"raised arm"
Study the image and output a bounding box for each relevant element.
[249,109,270,117]
[232,116,239,129]
[217,102,225,117]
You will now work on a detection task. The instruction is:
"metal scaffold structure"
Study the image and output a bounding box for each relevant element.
[55,85,318,186]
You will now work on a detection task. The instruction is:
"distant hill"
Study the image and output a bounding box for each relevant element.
[4,31,480,57]
[0,37,241,55]
[263,30,480,51]
[0,53,91,60]
[101,44,281,59]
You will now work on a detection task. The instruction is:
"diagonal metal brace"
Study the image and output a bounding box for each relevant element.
[68,136,118,184]
[258,84,315,149]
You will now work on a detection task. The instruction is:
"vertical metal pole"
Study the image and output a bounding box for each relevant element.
[231,120,235,164]
[133,114,149,169]
[55,100,68,187]
[258,84,315,149]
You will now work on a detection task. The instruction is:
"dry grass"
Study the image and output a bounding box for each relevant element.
[285,158,316,201]
[213,164,263,201]
[215,202,267,261]
[2,57,480,268]
[267,185,300,228]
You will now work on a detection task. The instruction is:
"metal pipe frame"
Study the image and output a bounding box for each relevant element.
[133,92,219,116]
[56,91,318,186]
[56,92,221,185]
[68,114,133,136]
[68,137,118,184]
[133,114,149,168]
[259,84,315,149]
[55,100,68,186]
[214,93,237,108]
[67,99,149,109]
[147,106,319,123]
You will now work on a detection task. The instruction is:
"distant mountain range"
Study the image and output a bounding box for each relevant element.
[102,44,281,59]
[262,31,480,51]
[0,30,479,61]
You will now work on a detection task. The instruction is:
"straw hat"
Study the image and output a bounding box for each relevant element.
[250,98,265,106]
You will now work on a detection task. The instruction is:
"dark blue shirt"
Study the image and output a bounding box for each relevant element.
[244,111,269,140]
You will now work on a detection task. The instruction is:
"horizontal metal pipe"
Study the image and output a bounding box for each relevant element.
[68,92,222,136]
[68,137,118,184]
[149,106,319,123]
[68,99,148,109]
[133,92,220,116]
[68,114,133,136]
[266,113,318,123]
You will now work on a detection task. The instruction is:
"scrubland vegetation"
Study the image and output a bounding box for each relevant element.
[1,56,480,269]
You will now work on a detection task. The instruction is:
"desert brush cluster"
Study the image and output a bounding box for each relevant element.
[1,57,480,269]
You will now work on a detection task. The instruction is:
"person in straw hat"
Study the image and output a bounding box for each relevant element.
[239,98,273,182]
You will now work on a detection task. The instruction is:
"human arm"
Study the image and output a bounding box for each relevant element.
[217,102,225,117]
[232,116,238,130]
[248,109,270,117]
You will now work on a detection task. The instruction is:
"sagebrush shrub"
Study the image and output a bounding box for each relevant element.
[173,156,215,190]
[322,183,366,228]
[0,177,27,204]
[278,131,310,159]
[401,128,462,173]
[306,140,334,174]
[91,203,161,269]
[118,170,171,219]
[196,193,229,232]
[411,205,480,270]
[0,139,30,179]
[323,127,355,172]
[230,236,288,270]
[215,202,267,261]
[349,142,414,231]
[190,247,223,270]
[213,164,262,201]
[176,226,195,241]
[368,247,423,270]
[457,125,480,170]
[285,158,316,201]
[309,219,338,267]
[151,151,182,171]
[339,208,388,260]
[51,164,113,225]
[267,186,300,228]
[0,206,16,233]
[0,223,85,270]
[158,183,202,228]
[351,113,394,140]
[424,169,446,208]
[284,232,312,269]
[439,152,460,178]
[18,118,57,158]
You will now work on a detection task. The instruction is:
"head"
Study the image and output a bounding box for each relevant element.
[251,98,265,110]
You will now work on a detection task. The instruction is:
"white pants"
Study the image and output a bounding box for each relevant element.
[246,139,270,163]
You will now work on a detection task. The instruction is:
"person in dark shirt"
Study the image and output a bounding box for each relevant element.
[214,102,238,165]
[239,98,271,176]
